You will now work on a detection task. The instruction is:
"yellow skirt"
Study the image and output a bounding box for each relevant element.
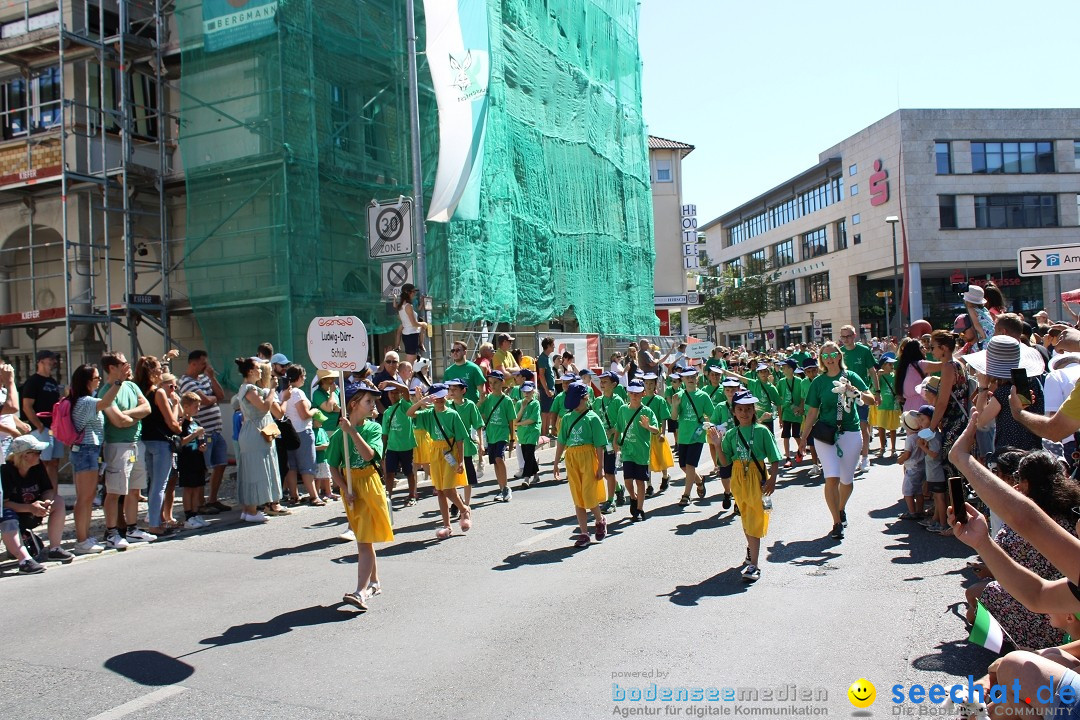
[649,435,674,472]
[413,429,433,465]
[428,439,467,491]
[344,466,394,543]
[873,407,901,430]
[566,444,604,509]
[730,461,769,539]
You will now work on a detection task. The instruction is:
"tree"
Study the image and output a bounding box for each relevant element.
[690,257,782,348]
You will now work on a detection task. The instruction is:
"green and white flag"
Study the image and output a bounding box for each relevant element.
[968,601,1006,653]
[424,0,491,222]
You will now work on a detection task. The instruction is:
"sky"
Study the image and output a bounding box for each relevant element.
[638,0,1080,224]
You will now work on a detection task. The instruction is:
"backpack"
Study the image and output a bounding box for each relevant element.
[51,396,84,446]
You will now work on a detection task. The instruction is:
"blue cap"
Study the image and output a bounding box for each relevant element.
[427,383,449,399]
[733,390,758,405]
[784,358,798,369]
[881,353,897,364]
[679,369,698,378]
[521,382,536,393]
[627,380,645,393]
[560,373,578,382]
[917,404,936,418]
[721,378,742,388]
[579,368,594,377]
[599,371,619,382]
[270,353,290,365]
[801,357,818,369]
[343,381,379,404]
[446,378,468,389]
[640,372,658,381]
[564,382,590,412]
[520,369,535,381]
[488,370,505,380]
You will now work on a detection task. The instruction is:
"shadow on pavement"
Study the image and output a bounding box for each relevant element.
[766,535,842,566]
[881,517,975,565]
[104,650,195,686]
[911,638,998,677]
[254,536,340,560]
[493,544,583,571]
[672,509,736,536]
[659,567,751,606]
[196,604,354,649]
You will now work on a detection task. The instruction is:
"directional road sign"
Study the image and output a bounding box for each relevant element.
[1018,243,1080,277]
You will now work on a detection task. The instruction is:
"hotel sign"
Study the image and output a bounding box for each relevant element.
[681,204,699,270]
[203,0,277,53]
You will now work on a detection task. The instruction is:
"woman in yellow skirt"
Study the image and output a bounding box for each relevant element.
[716,391,781,583]
[408,383,471,539]
[641,373,673,494]
[552,382,609,547]
[327,380,394,612]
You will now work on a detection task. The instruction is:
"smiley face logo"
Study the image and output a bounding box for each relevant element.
[847,678,876,708]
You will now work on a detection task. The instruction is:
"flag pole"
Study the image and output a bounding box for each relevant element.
[405,0,430,348]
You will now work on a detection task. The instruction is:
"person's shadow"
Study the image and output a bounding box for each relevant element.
[659,567,751,606]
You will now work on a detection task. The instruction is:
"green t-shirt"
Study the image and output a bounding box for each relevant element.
[776,375,806,423]
[720,424,782,464]
[804,370,869,433]
[613,384,628,401]
[325,420,383,470]
[704,358,727,373]
[703,382,725,406]
[453,399,484,457]
[744,375,781,419]
[413,406,469,447]
[380,398,416,452]
[313,426,330,463]
[509,385,523,411]
[478,393,516,444]
[443,361,488,403]
[877,371,898,411]
[791,350,811,366]
[674,387,714,444]
[615,403,657,465]
[642,394,670,424]
[515,398,542,445]
[842,343,876,385]
[311,386,341,433]
[557,409,607,448]
[99,380,145,444]
[591,393,626,441]
[710,400,734,429]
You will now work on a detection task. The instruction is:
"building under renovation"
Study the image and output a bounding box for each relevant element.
[0,0,656,383]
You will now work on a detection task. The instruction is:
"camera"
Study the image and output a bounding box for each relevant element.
[952,281,969,295]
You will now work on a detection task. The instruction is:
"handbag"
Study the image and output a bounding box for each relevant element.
[810,421,837,445]
[260,422,281,443]
[277,416,301,451]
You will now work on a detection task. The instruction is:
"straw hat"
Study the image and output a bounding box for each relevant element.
[960,335,1045,380]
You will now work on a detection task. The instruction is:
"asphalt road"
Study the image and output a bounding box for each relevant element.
[0,441,998,719]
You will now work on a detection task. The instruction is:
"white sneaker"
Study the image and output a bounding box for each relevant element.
[126,528,157,543]
[195,516,209,528]
[105,532,129,550]
[859,456,871,473]
[337,528,356,542]
[73,538,105,555]
[184,518,203,529]
[241,512,268,523]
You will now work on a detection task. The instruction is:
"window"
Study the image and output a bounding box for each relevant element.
[724,258,741,279]
[939,195,957,229]
[727,175,843,245]
[971,141,1054,174]
[773,280,797,308]
[835,219,848,250]
[654,159,672,183]
[773,239,794,268]
[935,142,952,174]
[849,163,857,176]
[86,64,159,140]
[330,85,350,151]
[1075,140,1080,165]
[853,233,861,245]
[804,272,830,304]
[747,248,768,274]
[1,67,62,138]
[850,183,859,196]
[974,194,1058,229]
[800,227,828,260]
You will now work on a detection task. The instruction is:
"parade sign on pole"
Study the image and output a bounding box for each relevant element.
[307,316,369,373]
[684,341,714,360]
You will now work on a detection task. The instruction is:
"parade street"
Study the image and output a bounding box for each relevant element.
[0,445,995,719]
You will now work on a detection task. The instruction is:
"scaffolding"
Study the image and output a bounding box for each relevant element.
[0,0,173,377]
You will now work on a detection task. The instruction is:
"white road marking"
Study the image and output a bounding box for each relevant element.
[514,525,572,548]
[87,685,187,720]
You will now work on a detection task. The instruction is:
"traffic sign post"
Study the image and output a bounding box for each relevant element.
[368,198,415,259]
[382,259,414,300]
[1018,243,1080,276]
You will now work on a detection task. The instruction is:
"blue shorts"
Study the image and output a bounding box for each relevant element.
[31,428,63,462]
[385,449,413,476]
[70,443,102,473]
[287,428,317,476]
[623,461,649,482]
[202,430,228,468]
[1054,668,1080,719]
[0,506,17,534]
[678,442,704,468]
[486,441,508,464]
[603,450,617,475]
[857,404,870,423]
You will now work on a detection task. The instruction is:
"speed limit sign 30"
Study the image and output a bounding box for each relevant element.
[367,198,414,259]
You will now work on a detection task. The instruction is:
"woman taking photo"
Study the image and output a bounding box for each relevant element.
[135,356,182,536]
[797,341,875,540]
[395,283,428,363]
[235,358,287,522]
[922,330,970,477]
[68,364,122,554]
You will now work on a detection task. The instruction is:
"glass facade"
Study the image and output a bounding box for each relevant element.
[773,238,794,268]
[975,194,1058,229]
[804,272,830,303]
[800,227,827,260]
[920,271,1044,330]
[939,195,957,229]
[727,175,843,246]
[971,141,1054,174]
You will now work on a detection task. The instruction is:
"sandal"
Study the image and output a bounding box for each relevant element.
[678,495,690,507]
[265,506,292,516]
[459,507,472,532]
[435,526,453,540]
[367,581,382,596]
[405,496,417,507]
[342,592,368,612]
[309,498,326,507]
[696,480,706,499]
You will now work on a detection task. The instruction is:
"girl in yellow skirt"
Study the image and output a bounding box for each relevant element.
[407,383,471,539]
[641,373,673,495]
[412,416,433,491]
[871,353,901,456]
[326,381,394,612]
[552,382,609,547]
[716,390,781,583]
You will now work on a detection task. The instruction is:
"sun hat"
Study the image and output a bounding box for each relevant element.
[962,285,986,306]
[316,369,336,381]
[627,380,645,393]
[900,411,921,432]
[426,383,449,399]
[960,335,1046,380]
[564,382,590,412]
[915,376,940,396]
[6,434,49,460]
[1049,353,1080,372]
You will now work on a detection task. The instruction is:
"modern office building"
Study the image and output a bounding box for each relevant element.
[648,134,698,336]
[700,108,1080,348]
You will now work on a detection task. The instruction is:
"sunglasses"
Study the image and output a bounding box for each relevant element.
[386,359,399,364]
[822,352,840,359]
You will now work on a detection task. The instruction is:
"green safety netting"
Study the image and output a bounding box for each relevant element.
[177,0,656,377]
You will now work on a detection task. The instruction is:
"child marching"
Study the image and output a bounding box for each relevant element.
[670,369,714,507]
[641,373,673,495]
[408,384,472,539]
[326,381,394,612]
[479,370,518,502]
[552,382,609,547]
[379,382,418,507]
[614,380,660,521]
[593,371,627,514]
[709,378,742,510]
[448,379,484,509]
[515,381,542,488]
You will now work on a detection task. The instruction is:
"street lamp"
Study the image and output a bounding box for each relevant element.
[875,290,893,338]
[885,216,902,336]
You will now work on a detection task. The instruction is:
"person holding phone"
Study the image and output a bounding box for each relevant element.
[962,335,1046,454]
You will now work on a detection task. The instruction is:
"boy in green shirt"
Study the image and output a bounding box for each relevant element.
[744,364,782,433]
[669,369,714,507]
[379,382,418,506]
[312,409,335,502]
[552,383,609,547]
[448,379,484,508]
[593,371,627,514]
[478,370,518,502]
[516,382,542,488]
[641,373,673,495]
[776,359,806,468]
[614,380,660,522]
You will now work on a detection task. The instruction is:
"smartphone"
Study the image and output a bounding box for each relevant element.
[948,475,968,524]
[1011,368,1031,407]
